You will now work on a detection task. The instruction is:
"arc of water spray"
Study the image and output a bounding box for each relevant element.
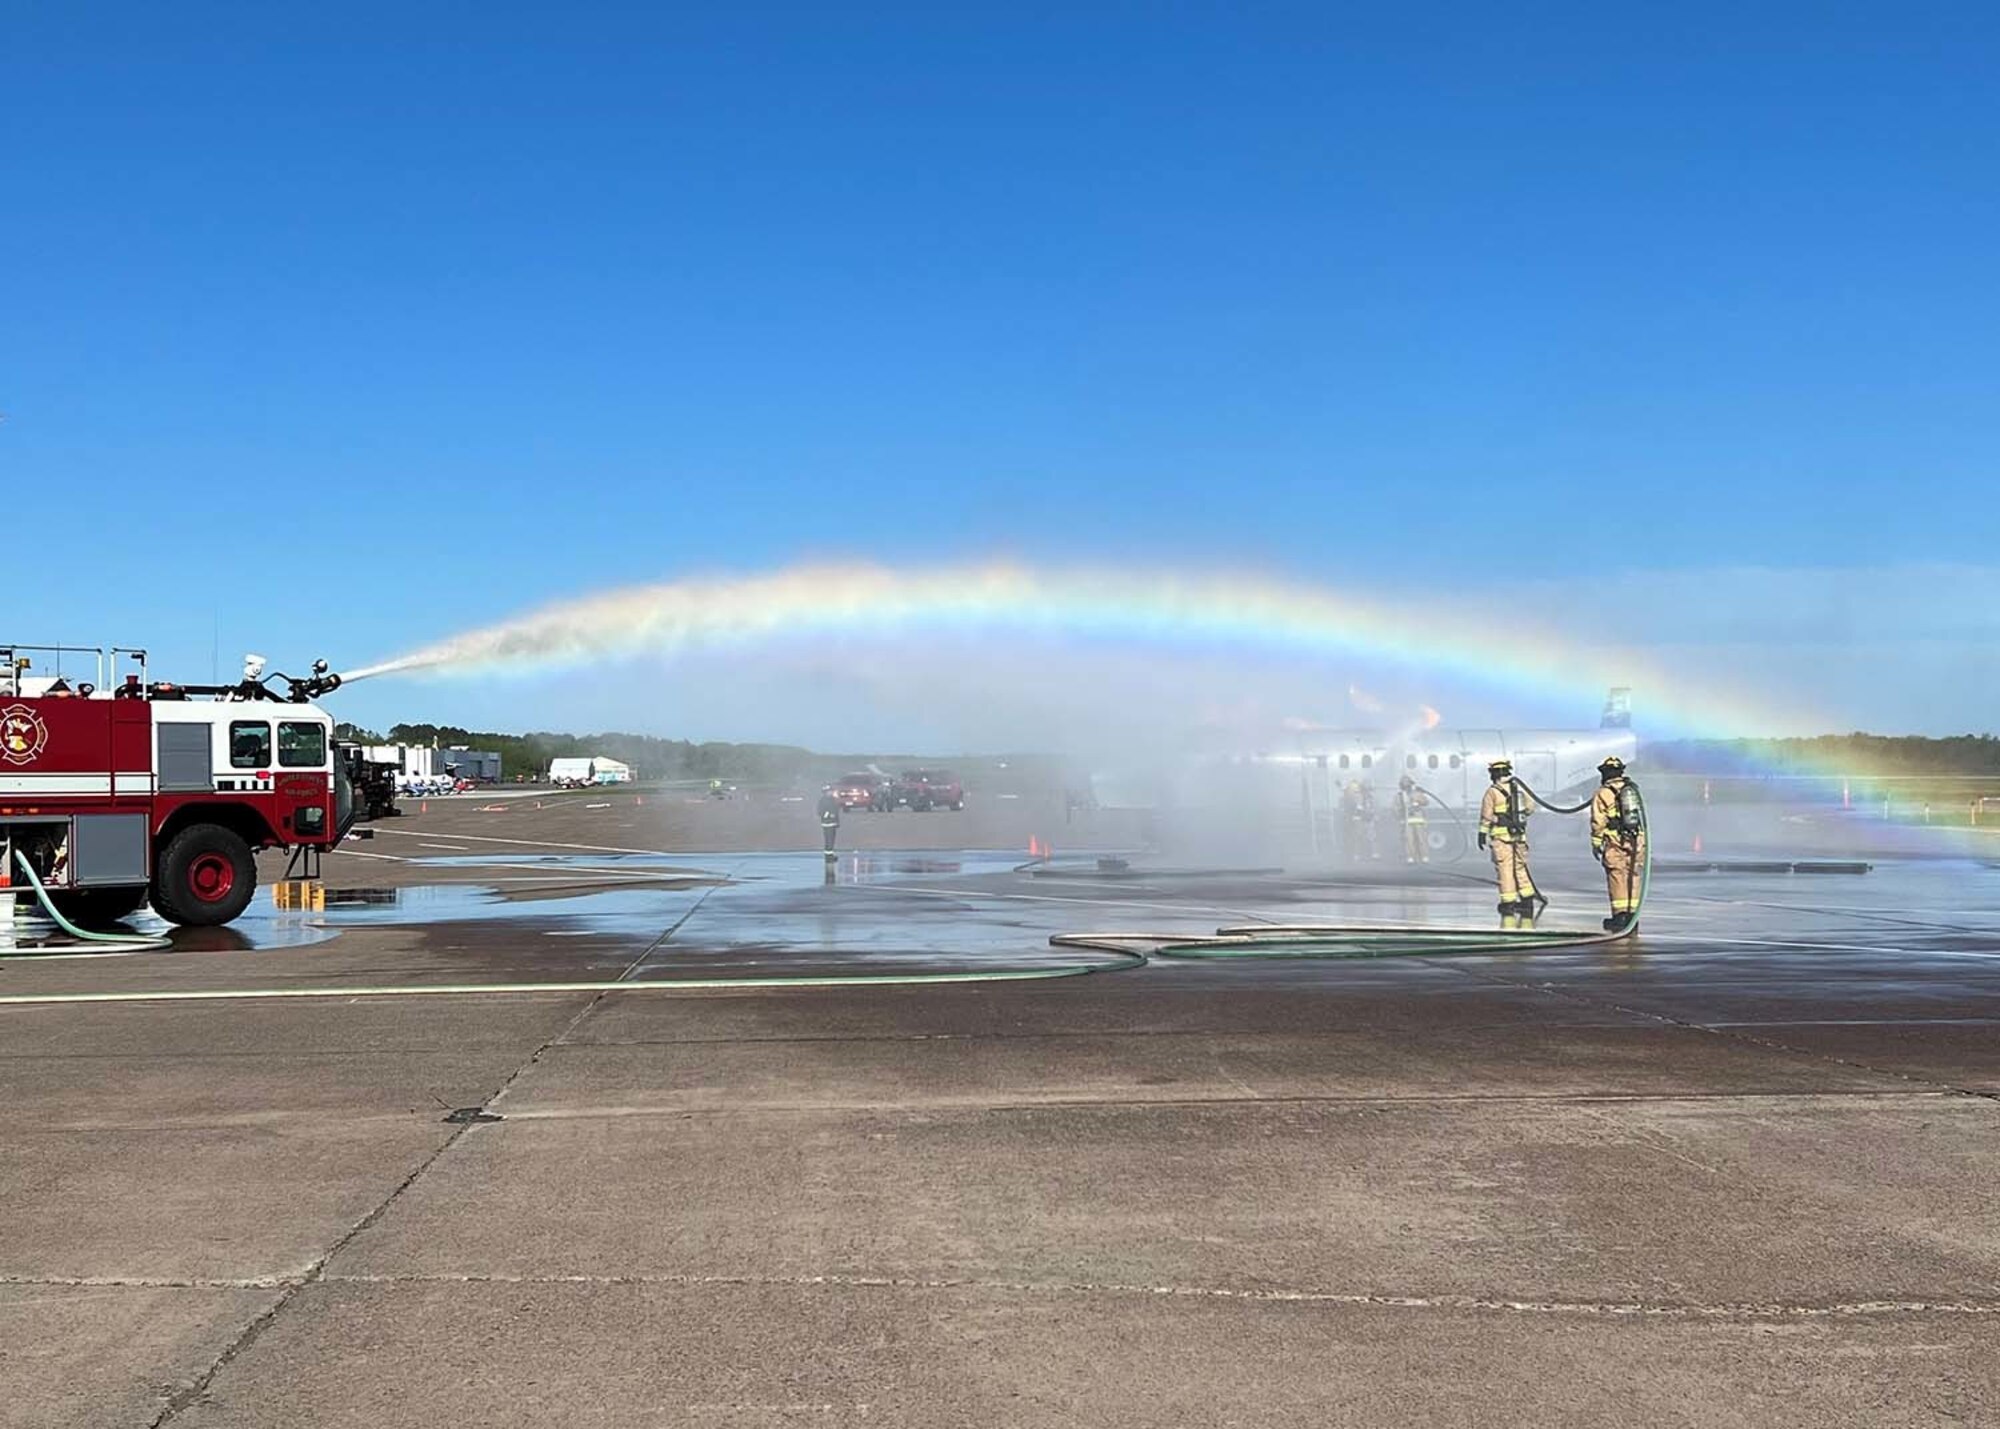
[338,559,1800,736]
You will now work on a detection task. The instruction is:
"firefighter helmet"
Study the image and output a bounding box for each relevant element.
[1487,759,1512,775]
[1597,756,1626,776]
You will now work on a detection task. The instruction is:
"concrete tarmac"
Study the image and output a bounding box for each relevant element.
[1,793,1996,1426]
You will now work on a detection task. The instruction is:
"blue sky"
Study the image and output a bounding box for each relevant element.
[4,3,1996,743]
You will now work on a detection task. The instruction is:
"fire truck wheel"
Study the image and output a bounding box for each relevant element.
[153,825,257,927]
[48,887,149,927]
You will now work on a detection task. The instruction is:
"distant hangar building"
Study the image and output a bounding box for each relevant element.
[548,755,633,785]
[363,744,502,784]
[439,748,502,783]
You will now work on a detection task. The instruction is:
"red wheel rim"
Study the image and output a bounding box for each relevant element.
[188,853,236,903]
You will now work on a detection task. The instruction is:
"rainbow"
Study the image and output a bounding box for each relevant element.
[345,559,1826,738]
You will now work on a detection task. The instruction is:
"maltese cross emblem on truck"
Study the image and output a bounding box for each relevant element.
[0,705,48,766]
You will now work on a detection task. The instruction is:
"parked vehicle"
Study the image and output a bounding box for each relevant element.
[338,744,401,820]
[898,768,964,812]
[831,772,894,811]
[0,645,352,927]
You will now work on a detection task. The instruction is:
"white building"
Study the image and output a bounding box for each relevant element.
[548,756,633,786]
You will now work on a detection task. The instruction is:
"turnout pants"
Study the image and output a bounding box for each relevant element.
[1490,837,1536,904]
[1603,834,1644,915]
[1403,819,1428,863]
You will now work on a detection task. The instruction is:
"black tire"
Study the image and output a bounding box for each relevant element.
[151,824,257,927]
[46,886,148,928]
[950,799,964,811]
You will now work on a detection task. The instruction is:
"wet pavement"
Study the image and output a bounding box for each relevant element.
[1,798,1996,1425]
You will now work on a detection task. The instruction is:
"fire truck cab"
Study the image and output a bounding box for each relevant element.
[1,647,355,928]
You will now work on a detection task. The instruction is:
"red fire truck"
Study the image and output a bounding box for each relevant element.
[1,646,357,928]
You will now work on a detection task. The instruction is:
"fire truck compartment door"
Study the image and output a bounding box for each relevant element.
[158,722,214,791]
[72,813,148,886]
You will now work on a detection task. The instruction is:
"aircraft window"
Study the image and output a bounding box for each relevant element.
[1405,754,1416,769]
[1450,755,1462,769]
[1361,755,1372,769]
[1428,755,1439,770]
[1338,755,1349,770]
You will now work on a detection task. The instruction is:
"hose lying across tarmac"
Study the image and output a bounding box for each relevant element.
[1052,780,1650,963]
[0,782,1645,997]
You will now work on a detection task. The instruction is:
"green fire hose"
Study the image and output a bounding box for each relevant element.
[1052,781,1651,963]
[6,851,175,954]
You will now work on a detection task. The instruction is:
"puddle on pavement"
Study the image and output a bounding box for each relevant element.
[3,904,338,955]
[418,852,732,876]
[2,881,714,956]
[18,853,1974,968]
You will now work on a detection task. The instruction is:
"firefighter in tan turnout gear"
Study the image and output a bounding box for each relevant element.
[1396,775,1429,864]
[1477,759,1544,919]
[1590,756,1645,932]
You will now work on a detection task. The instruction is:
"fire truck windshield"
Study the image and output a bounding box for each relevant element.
[278,721,327,767]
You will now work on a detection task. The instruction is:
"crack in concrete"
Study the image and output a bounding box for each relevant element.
[487,1087,1966,1122]
[298,1270,2000,1319]
[17,1267,2000,1320]
[0,1274,294,1290]
[144,993,612,1428]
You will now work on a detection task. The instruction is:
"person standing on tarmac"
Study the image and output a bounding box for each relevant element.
[1590,756,1645,931]
[1340,781,1366,863]
[816,786,842,854]
[1396,775,1429,865]
[1477,759,1545,918]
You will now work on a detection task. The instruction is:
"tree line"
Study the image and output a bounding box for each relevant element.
[333,722,952,783]
[1644,734,2000,776]
[333,722,2000,783]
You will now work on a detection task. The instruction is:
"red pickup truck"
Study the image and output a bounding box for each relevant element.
[898,768,964,812]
